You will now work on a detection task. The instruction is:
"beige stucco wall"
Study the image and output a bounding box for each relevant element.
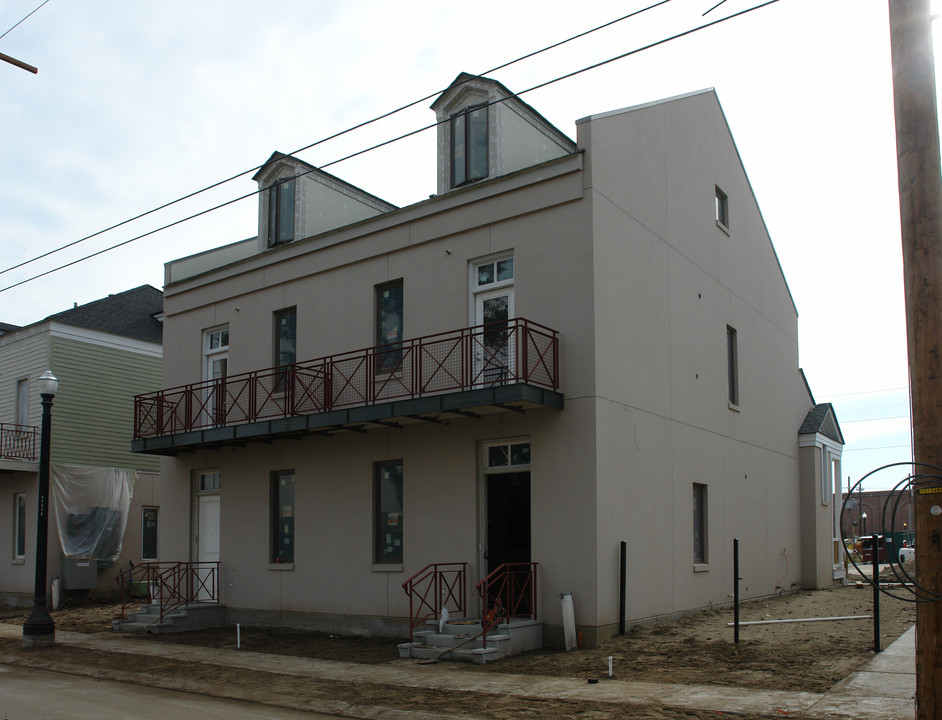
[152,89,817,642]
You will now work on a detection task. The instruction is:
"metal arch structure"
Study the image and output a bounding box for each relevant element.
[840,461,942,604]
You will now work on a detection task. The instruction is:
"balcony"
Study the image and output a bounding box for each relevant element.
[0,423,38,462]
[133,318,562,455]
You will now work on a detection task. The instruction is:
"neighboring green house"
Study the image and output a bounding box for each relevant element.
[1,286,162,607]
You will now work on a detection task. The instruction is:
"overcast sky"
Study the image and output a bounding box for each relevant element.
[1,0,935,491]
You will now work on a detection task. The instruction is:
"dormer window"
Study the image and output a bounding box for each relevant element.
[452,105,488,187]
[268,177,296,246]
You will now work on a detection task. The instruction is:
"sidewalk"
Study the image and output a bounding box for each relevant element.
[0,623,916,719]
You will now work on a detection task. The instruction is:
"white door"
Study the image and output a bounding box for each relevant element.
[197,494,221,601]
[474,288,514,385]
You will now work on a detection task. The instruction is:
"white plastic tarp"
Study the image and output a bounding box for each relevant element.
[51,464,136,561]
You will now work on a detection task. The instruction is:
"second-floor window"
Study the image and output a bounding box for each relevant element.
[376,281,403,372]
[268,177,296,246]
[275,308,297,367]
[727,325,739,406]
[452,105,488,188]
[15,378,28,426]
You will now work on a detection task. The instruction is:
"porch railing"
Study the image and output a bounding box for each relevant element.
[0,423,37,461]
[476,562,538,649]
[401,562,468,641]
[116,561,220,623]
[134,317,559,439]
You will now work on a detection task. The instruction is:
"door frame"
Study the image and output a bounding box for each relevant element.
[477,438,531,593]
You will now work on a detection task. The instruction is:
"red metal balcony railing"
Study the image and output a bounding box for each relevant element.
[134,318,559,440]
[401,562,468,641]
[0,423,37,461]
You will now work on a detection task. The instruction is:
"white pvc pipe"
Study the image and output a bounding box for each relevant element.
[727,614,871,627]
[608,656,613,677]
[237,623,241,649]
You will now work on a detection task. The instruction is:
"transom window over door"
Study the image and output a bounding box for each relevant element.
[471,254,514,385]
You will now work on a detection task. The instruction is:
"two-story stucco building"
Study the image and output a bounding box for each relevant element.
[132,74,844,648]
[2,286,163,607]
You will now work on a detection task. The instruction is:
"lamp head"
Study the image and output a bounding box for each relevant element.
[37,370,58,397]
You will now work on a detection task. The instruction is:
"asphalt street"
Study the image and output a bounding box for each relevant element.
[0,664,339,720]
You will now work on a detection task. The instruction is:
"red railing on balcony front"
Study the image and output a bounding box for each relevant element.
[134,318,559,439]
[401,562,468,641]
[0,423,37,461]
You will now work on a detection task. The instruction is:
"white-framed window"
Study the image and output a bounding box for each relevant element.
[715,185,729,230]
[485,441,531,471]
[268,177,296,246]
[451,105,488,187]
[726,325,739,407]
[141,507,158,561]
[14,493,27,559]
[203,326,229,382]
[693,483,708,566]
[471,254,515,385]
[15,378,29,426]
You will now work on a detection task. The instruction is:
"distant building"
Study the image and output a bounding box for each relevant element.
[133,75,843,648]
[1,286,163,606]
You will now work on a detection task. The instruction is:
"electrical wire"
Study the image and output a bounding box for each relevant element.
[0,0,51,40]
[0,0,781,294]
[0,0,672,279]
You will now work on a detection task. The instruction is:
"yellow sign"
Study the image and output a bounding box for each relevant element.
[916,486,942,495]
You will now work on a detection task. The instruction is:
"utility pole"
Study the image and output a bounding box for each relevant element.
[888,2,942,718]
[0,50,38,74]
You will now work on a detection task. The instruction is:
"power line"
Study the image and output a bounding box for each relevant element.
[0,0,780,294]
[0,0,51,40]
[844,444,912,452]
[841,414,911,424]
[0,0,672,279]
[822,387,909,398]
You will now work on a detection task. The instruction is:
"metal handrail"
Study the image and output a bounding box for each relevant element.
[401,562,467,641]
[134,317,559,439]
[0,423,37,461]
[476,562,538,649]
[116,561,220,623]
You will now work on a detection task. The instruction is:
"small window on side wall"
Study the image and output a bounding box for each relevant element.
[727,325,739,406]
[376,281,403,373]
[693,483,708,565]
[374,461,403,564]
[715,186,729,230]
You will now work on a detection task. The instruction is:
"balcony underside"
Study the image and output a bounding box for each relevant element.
[132,383,563,456]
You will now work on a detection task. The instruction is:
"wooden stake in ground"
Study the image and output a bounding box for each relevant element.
[888,2,942,718]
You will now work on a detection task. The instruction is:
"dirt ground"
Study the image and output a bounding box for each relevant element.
[0,580,917,720]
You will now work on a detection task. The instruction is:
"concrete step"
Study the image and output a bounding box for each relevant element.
[113,604,225,634]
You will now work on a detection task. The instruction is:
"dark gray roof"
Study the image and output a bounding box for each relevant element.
[0,321,20,335]
[799,403,845,444]
[44,285,163,344]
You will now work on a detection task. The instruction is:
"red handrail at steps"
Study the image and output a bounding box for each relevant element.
[134,317,559,440]
[116,561,220,625]
[401,562,467,641]
[476,562,538,650]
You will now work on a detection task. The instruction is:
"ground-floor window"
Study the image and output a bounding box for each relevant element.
[374,461,403,564]
[141,507,158,561]
[270,471,295,563]
[14,493,27,559]
[693,483,708,565]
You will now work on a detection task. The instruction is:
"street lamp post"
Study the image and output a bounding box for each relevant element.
[22,371,58,648]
